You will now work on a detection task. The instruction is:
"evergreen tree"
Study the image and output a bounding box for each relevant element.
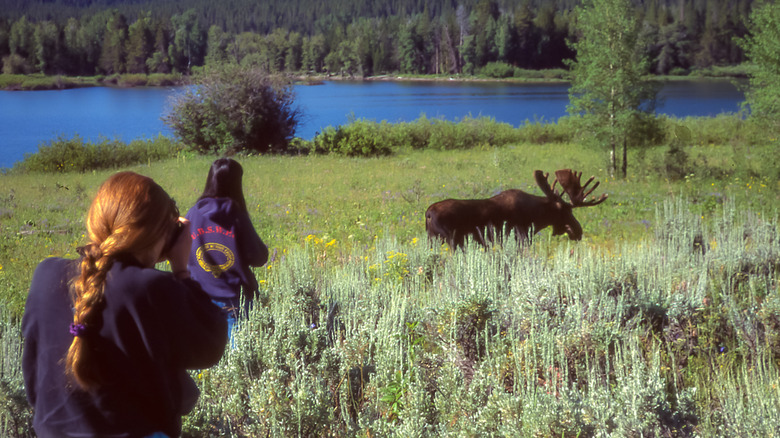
[204,25,230,67]
[567,0,658,178]
[738,0,780,130]
[33,20,61,74]
[79,11,111,75]
[512,2,538,68]
[99,11,128,74]
[0,19,11,67]
[126,12,153,73]
[285,31,303,72]
[147,18,171,73]
[301,33,327,72]
[9,16,34,62]
[62,17,84,75]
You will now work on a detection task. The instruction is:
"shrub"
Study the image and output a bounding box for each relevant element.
[480,62,516,79]
[14,135,182,173]
[116,74,149,87]
[307,120,392,157]
[164,65,302,155]
[1,54,32,75]
[428,116,519,150]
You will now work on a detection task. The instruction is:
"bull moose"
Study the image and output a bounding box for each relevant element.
[425,169,607,249]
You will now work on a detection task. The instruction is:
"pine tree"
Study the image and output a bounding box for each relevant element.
[99,11,128,74]
[126,12,153,73]
[33,20,60,74]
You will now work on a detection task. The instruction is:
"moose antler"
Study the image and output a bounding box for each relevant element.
[534,170,563,200]
[554,169,608,207]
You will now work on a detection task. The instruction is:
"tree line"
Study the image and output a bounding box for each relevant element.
[0,0,754,77]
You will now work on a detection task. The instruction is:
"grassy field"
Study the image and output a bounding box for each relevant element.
[1,140,778,436]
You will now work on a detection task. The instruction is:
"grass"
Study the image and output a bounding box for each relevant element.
[0,138,778,436]
[0,73,186,91]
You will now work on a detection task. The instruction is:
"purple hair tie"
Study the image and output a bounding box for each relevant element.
[69,323,88,337]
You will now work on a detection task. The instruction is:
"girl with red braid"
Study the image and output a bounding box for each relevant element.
[22,172,227,438]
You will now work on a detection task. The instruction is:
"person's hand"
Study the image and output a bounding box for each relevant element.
[165,217,192,278]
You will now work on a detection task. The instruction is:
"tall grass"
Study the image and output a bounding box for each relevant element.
[168,199,778,436]
[0,135,777,436]
[8,198,774,436]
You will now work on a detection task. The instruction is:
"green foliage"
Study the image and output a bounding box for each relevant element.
[1,53,32,75]
[0,73,183,90]
[163,65,301,155]
[479,61,516,78]
[0,0,757,80]
[0,312,32,438]
[307,121,393,157]
[181,203,777,435]
[1,130,778,436]
[568,0,661,178]
[738,1,780,131]
[12,135,182,173]
[304,115,533,156]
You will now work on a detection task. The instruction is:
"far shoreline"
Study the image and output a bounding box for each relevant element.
[1,66,750,91]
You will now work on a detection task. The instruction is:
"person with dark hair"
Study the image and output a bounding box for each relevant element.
[186,158,269,337]
[22,171,228,438]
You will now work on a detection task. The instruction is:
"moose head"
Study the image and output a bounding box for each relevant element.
[425,169,607,249]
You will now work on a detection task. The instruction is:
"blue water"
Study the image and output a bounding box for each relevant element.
[0,79,745,168]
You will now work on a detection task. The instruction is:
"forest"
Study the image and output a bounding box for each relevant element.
[0,0,753,78]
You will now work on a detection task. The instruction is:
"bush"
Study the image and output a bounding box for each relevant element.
[164,65,302,155]
[428,116,520,150]
[14,135,182,173]
[480,62,516,79]
[307,120,393,156]
[304,116,528,156]
[1,54,32,75]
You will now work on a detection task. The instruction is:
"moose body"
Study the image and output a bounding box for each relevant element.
[426,169,607,249]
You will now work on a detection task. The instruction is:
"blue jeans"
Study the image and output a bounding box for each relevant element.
[212,298,252,347]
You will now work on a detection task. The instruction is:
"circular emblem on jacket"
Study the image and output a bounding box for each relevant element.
[196,243,235,278]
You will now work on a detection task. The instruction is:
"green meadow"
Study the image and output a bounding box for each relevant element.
[1,126,778,436]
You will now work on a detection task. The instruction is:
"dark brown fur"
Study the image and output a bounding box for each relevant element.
[425,169,607,249]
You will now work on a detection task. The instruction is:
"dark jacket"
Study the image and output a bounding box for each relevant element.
[22,257,228,438]
[185,197,268,302]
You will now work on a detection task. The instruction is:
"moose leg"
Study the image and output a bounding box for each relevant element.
[473,226,489,247]
[513,226,531,246]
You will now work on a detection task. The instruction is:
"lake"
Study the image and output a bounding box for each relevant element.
[0,79,745,168]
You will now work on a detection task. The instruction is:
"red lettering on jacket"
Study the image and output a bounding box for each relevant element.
[191,226,235,239]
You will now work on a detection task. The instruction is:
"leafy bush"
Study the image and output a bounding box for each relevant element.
[302,115,578,156]
[1,54,33,75]
[516,118,575,143]
[164,65,302,155]
[307,120,393,156]
[13,135,182,173]
[480,62,516,79]
[427,116,520,150]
